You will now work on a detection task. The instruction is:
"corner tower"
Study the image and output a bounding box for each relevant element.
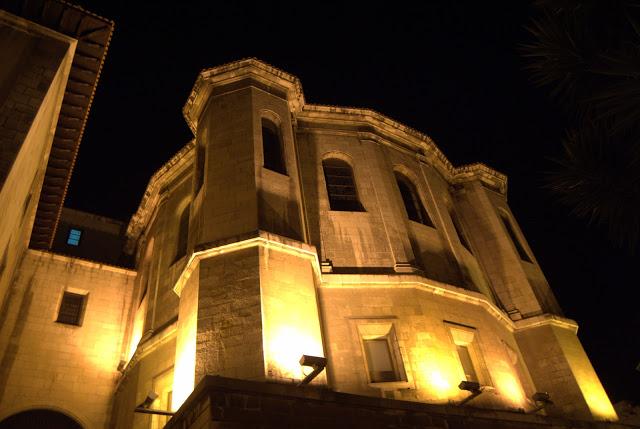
[172,60,325,408]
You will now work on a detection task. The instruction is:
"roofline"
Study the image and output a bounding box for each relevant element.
[126,59,507,247]
[0,0,115,250]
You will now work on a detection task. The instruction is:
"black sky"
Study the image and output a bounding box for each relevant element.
[65,1,638,403]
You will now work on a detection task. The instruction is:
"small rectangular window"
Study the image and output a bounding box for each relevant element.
[67,228,82,246]
[56,291,86,326]
[364,338,398,382]
[358,323,406,385]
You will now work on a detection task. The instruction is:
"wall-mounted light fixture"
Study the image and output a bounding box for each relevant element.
[527,392,553,414]
[297,354,327,386]
[457,380,489,406]
[134,391,174,417]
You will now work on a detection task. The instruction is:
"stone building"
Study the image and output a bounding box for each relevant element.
[0,6,625,427]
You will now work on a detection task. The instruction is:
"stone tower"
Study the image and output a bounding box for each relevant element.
[171,61,326,406]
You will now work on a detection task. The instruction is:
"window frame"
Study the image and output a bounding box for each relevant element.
[66,228,82,246]
[322,157,365,212]
[394,172,434,227]
[56,290,88,326]
[174,204,191,263]
[357,323,408,389]
[498,210,533,263]
[445,322,491,387]
[261,118,287,175]
[449,209,472,253]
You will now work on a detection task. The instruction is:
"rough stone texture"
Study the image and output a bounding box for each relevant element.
[112,59,617,426]
[0,13,76,365]
[196,249,263,382]
[165,376,632,429]
[319,274,536,410]
[0,250,135,429]
[1,57,618,428]
[112,336,177,429]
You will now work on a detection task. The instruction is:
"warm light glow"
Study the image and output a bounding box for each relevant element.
[493,368,526,408]
[260,246,326,383]
[581,380,618,420]
[128,296,147,361]
[429,369,453,395]
[265,326,324,380]
[414,358,458,401]
[172,277,198,411]
[85,327,122,372]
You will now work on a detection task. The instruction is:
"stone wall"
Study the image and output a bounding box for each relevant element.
[165,376,632,429]
[0,250,135,429]
[0,12,76,353]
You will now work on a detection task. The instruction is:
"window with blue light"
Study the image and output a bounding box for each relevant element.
[67,228,82,246]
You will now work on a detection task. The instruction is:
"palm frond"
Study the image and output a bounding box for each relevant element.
[546,124,640,251]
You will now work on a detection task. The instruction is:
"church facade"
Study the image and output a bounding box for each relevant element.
[0,6,622,428]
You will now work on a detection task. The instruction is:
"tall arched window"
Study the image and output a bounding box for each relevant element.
[262,119,286,174]
[450,209,472,253]
[322,158,364,211]
[395,173,434,227]
[194,141,205,193]
[499,211,532,263]
[175,204,190,261]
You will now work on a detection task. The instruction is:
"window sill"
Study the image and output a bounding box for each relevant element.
[262,166,289,178]
[368,380,411,390]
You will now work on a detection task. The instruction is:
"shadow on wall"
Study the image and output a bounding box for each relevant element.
[258,191,302,241]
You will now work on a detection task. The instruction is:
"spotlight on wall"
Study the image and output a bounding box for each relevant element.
[297,354,327,386]
[137,391,158,409]
[117,359,127,372]
[528,392,553,414]
[457,381,485,406]
[134,391,174,417]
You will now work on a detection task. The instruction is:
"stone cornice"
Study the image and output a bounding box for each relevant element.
[173,230,321,298]
[183,58,305,133]
[298,106,507,194]
[129,59,508,249]
[28,249,136,275]
[125,140,195,249]
[321,273,577,334]
[514,313,579,334]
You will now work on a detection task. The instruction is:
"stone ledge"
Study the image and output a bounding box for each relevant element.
[166,376,628,429]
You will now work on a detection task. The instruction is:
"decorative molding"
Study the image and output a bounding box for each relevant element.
[172,231,321,297]
[28,249,136,276]
[125,140,195,249]
[321,273,578,335]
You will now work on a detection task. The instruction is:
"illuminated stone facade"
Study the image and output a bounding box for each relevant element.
[0,49,623,429]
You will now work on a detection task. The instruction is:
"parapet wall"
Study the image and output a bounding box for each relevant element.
[165,376,631,429]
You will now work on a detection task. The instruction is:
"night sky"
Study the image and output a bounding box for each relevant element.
[65,2,637,403]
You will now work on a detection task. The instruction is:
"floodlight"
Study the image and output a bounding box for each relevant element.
[137,391,158,409]
[298,354,327,386]
[532,392,552,403]
[458,381,481,393]
[457,380,486,406]
[133,391,174,416]
[528,391,553,414]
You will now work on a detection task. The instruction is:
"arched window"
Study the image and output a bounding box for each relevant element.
[395,173,434,227]
[262,119,286,174]
[499,212,532,263]
[322,158,364,211]
[450,209,472,253]
[175,205,190,261]
[194,142,205,193]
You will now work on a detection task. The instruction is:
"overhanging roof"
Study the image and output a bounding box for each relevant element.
[0,0,113,249]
